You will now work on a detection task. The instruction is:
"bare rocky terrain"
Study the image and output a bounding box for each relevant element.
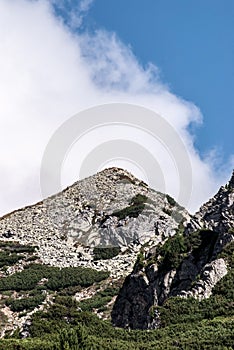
[0,167,189,278]
[0,168,233,341]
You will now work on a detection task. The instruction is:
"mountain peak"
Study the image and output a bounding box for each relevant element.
[192,169,234,235]
[94,167,148,187]
[98,166,132,175]
[0,167,189,277]
[0,169,233,341]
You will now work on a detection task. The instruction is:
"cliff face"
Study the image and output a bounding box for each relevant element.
[111,172,234,329]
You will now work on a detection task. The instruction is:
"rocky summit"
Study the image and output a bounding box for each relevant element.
[0,167,189,278]
[0,168,233,348]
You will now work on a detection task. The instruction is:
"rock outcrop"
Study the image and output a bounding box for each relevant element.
[112,171,234,329]
[179,258,228,300]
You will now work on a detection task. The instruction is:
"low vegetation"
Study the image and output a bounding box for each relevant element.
[0,236,232,349]
[0,251,24,268]
[93,246,120,260]
[166,194,176,207]
[0,263,109,292]
[0,242,37,269]
[6,293,45,312]
[77,286,119,313]
[1,294,233,349]
[134,228,219,274]
[154,228,219,271]
[111,194,147,220]
[0,241,37,253]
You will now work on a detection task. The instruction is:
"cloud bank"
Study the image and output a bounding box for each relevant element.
[0,0,232,215]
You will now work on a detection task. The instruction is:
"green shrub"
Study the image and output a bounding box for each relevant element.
[155,229,219,272]
[6,293,45,312]
[111,194,147,220]
[93,246,120,260]
[135,251,145,269]
[45,266,109,290]
[0,252,25,268]
[0,241,37,253]
[157,233,186,270]
[0,263,109,291]
[0,242,37,268]
[99,286,120,297]
[78,295,112,312]
[166,194,176,207]
[77,285,119,313]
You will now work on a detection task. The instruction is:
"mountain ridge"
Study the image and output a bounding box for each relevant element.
[0,167,189,278]
[0,167,233,344]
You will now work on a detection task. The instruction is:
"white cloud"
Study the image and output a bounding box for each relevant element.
[49,0,95,29]
[79,0,94,12]
[0,0,232,216]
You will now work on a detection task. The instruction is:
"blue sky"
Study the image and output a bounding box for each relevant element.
[81,0,234,163]
[0,0,233,215]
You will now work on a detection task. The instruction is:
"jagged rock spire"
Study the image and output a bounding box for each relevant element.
[229,170,234,188]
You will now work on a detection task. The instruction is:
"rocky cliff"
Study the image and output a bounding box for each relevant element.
[111,171,234,329]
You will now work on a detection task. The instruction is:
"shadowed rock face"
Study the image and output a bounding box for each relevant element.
[111,273,155,330]
[229,171,234,187]
[112,171,234,329]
